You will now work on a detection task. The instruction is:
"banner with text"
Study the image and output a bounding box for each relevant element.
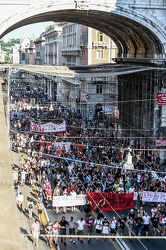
[30,121,66,133]
[86,192,134,211]
[142,191,166,203]
[52,195,86,207]
[54,141,71,152]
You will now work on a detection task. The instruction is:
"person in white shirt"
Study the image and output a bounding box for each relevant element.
[17,192,24,211]
[142,212,151,236]
[118,184,124,193]
[151,205,158,218]
[128,186,135,193]
[21,169,27,186]
[137,173,142,187]
[68,216,77,244]
[94,216,103,240]
[77,218,86,243]
[70,189,77,211]
[31,219,40,247]
[110,216,117,240]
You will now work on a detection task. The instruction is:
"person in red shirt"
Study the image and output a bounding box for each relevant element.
[45,186,53,207]
[44,179,51,189]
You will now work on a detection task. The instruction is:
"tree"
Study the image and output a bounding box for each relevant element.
[4,54,10,63]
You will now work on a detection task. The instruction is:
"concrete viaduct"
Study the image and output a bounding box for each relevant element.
[0,0,166,63]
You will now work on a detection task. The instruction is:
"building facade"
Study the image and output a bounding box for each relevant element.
[61,23,117,66]
[34,35,45,65]
[25,39,35,65]
[61,22,82,67]
[43,24,63,66]
[80,26,117,65]
[12,44,20,64]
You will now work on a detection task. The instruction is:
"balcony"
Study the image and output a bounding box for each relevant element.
[80,43,87,48]
[92,42,108,48]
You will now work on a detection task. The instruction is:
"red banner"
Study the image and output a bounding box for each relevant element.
[86,192,134,211]
[156,93,166,105]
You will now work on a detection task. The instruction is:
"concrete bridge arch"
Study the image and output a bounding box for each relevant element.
[0,0,166,61]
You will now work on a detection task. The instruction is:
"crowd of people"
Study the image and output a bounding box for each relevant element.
[9,73,166,247]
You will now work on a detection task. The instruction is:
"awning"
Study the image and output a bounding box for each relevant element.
[156,126,166,134]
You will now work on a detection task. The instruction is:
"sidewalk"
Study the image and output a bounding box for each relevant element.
[12,152,48,250]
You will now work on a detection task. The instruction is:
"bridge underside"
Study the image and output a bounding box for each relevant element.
[1,9,164,62]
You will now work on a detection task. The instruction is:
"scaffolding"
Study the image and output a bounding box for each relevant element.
[118,69,165,150]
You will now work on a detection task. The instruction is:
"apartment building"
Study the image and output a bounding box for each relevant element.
[34,35,45,65]
[43,24,63,66]
[80,26,117,65]
[61,22,82,67]
[61,23,117,66]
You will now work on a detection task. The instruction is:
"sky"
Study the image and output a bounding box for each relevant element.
[4,21,54,39]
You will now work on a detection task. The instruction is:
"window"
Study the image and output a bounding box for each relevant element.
[97,50,103,59]
[97,31,103,42]
[96,84,102,94]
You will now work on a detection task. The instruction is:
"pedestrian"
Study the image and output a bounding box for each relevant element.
[70,189,77,211]
[128,209,135,220]
[133,190,139,209]
[37,187,43,203]
[36,201,44,221]
[31,219,40,247]
[94,215,103,241]
[45,221,53,248]
[86,214,94,243]
[151,204,158,218]
[52,221,59,246]
[68,216,76,244]
[160,214,166,236]
[59,216,69,245]
[20,168,27,186]
[102,217,110,241]
[14,180,19,196]
[118,214,127,236]
[84,200,92,218]
[27,197,34,219]
[142,212,151,236]
[137,206,145,217]
[45,186,53,207]
[97,198,105,219]
[110,216,117,241]
[126,217,134,237]
[134,214,143,237]
[76,217,86,243]
[17,192,24,211]
[151,213,159,236]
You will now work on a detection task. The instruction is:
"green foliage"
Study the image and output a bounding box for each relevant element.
[0,38,20,50]
[4,54,10,62]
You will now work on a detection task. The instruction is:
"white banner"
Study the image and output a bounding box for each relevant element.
[52,195,86,207]
[142,191,166,203]
[53,141,71,152]
[30,121,66,133]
